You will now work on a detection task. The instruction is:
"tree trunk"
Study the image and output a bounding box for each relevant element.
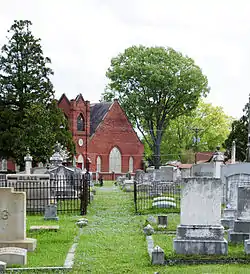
[153,140,161,169]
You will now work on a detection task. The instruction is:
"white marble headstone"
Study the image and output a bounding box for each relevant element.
[181,177,222,225]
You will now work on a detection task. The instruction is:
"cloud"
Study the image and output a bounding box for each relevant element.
[0,0,250,117]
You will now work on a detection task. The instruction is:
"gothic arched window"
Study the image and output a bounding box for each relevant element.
[77,114,85,131]
[109,147,121,173]
[129,156,133,172]
[96,156,102,172]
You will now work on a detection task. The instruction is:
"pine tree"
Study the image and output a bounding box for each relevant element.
[0,20,75,166]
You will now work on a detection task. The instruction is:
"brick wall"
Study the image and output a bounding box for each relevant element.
[87,101,144,172]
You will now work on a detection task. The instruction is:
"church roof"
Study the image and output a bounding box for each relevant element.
[90,102,112,135]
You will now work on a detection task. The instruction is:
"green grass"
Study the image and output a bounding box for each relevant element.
[14,181,250,273]
[72,182,250,273]
[9,214,79,268]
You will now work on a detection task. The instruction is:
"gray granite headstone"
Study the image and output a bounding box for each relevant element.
[158,216,168,227]
[44,204,59,221]
[151,246,165,265]
[228,186,250,243]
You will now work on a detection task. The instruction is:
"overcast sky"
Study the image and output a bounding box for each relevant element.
[0,0,249,119]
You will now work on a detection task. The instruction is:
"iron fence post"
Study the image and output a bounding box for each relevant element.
[134,180,137,213]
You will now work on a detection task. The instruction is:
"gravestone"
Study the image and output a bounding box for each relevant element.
[160,166,176,182]
[191,163,214,177]
[135,169,145,184]
[0,247,27,266]
[0,188,36,251]
[44,204,59,221]
[228,186,250,243]
[6,174,51,212]
[221,163,250,204]
[30,225,59,232]
[158,216,168,228]
[221,173,250,228]
[173,177,227,255]
[151,246,165,265]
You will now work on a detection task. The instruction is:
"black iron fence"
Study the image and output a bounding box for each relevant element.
[0,173,90,215]
[134,180,181,214]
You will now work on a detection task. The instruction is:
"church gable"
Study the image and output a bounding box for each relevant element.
[90,102,112,136]
[58,93,71,115]
[93,100,142,144]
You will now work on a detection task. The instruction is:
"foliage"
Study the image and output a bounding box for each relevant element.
[158,100,233,163]
[103,45,209,168]
[223,116,247,162]
[0,20,75,165]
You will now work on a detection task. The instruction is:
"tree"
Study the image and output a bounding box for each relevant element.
[159,100,233,163]
[223,113,247,162]
[0,20,75,166]
[103,45,210,168]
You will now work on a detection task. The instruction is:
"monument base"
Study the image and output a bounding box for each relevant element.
[0,238,37,252]
[173,239,228,255]
[221,218,235,229]
[173,225,228,255]
[228,230,250,244]
[234,219,250,232]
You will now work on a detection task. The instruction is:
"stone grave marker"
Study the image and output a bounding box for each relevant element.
[228,186,250,244]
[44,204,59,221]
[221,173,250,228]
[0,247,27,266]
[30,225,59,232]
[0,188,36,251]
[173,177,228,255]
[191,163,214,177]
[221,163,250,204]
[6,174,51,213]
[151,246,165,265]
[158,216,168,228]
[159,166,176,182]
[135,169,144,184]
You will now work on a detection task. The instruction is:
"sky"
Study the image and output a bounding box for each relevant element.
[0,0,250,119]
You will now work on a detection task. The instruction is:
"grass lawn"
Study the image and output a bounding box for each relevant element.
[72,181,250,273]
[9,214,79,268]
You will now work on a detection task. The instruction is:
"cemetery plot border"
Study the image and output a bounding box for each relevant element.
[134,181,181,214]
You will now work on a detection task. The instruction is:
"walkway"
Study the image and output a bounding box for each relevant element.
[72,182,154,274]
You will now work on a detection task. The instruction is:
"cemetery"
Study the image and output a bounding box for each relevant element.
[1,142,250,273]
[0,12,250,273]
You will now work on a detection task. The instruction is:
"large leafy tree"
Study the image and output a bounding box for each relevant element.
[0,20,75,166]
[103,46,210,168]
[156,100,232,163]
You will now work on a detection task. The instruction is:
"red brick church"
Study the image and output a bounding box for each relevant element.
[58,94,144,174]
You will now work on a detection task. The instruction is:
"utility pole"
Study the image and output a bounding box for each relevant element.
[190,127,203,164]
[247,94,250,162]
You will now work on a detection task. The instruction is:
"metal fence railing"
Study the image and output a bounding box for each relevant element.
[0,173,90,215]
[133,180,181,214]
